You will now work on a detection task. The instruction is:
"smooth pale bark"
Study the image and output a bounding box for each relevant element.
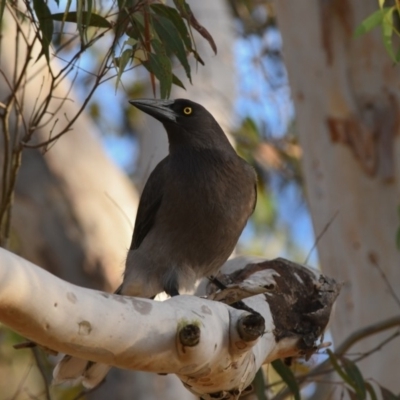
[0,248,339,399]
[0,248,280,397]
[275,0,400,391]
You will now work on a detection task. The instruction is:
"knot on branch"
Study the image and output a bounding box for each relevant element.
[178,323,200,347]
[204,256,341,360]
[200,385,252,400]
[248,258,341,358]
[237,313,265,342]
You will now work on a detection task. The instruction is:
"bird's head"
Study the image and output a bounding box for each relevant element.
[129,98,232,151]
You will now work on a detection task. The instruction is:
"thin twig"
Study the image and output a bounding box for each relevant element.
[105,192,134,230]
[270,315,400,400]
[10,362,34,400]
[304,210,339,264]
[31,347,52,400]
[368,253,400,309]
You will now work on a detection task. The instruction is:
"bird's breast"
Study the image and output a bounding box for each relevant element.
[161,153,255,242]
[135,152,256,281]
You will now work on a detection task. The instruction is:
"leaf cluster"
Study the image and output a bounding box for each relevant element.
[355,1,400,63]
[11,0,217,99]
[262,346,400,400]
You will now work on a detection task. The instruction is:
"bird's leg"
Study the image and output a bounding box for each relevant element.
[230,300,261,316]
[208,275,227,290]
[163,271,181,297]
[167,288,180,297]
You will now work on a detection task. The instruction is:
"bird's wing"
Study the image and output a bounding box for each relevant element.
[130,157,168,250]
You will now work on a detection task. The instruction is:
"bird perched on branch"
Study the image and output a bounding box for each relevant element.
[53,98,257,388]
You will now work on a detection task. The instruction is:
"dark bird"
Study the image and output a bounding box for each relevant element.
[53,98,257,388]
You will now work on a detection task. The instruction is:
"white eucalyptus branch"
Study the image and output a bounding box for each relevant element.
[0,248,340,399]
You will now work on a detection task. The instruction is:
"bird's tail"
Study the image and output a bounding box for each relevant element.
[53,355,111,389]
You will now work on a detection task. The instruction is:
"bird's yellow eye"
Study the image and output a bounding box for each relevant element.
[183,107,192,115]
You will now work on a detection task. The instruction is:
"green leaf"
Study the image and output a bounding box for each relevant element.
[115,48,133,90]
[58,0,72,36]
[50,12,112,28]
[365,382,378,400]
[192,48,205,65]
[152,14,191,82]
[0,0,7,31]
[126,26,139,40]
[132,11,145,27]
[141,40,173,98]
[346,389,358,400]
[252,368,268,400]
[382,7,396,62]
[327,350,354,386]
[118,0,135,11]
[77,0,83,41]
[172,0,191,17]
[328,350,368,399]
[125,12,146,41]
[86,0,93,31]
[379,384,400,399]
[33,0,54,62]
[252,184,275,229]
[151,40,172,98]
[271,360,300,400]
[114,0,134,40]
[354,8,389,37]
[396,227,400,250]
[396,205,400,249]
[151,4,191,50]
[342,357,366,399]
[172,73,186,90]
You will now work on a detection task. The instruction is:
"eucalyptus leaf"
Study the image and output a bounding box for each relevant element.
[152,14,191,82]
[379,384,400,400]
[115,48,133,90]
[172,73,186,90]
[381,7,396,62]
[342,357,366,399]
[365,382,378,400]
[151,40,172,98]
[50,12,112,28]
[0,0,6,30]
[271,360,300,400]
[33,0,53,62]
[86,0,93,30]
[151,4,191,50]
[354,8,390,37]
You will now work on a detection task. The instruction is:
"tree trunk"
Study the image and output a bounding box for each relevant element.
[275,0,400,392]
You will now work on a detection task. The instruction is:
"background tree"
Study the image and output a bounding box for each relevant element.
[275,0,400,396]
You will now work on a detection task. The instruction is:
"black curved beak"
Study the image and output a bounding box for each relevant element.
[129,99,177,123]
